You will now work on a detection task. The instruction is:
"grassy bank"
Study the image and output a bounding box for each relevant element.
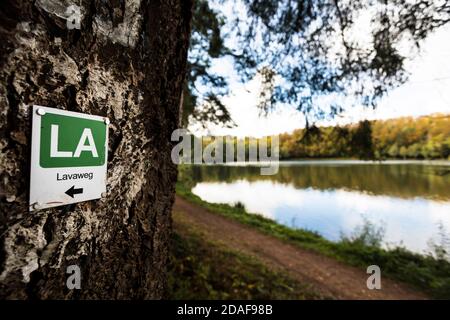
[168,222,326,299]
[176,177,450,299]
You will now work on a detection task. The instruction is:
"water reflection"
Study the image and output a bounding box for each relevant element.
[188,162,450,201]
[187,161,450,253]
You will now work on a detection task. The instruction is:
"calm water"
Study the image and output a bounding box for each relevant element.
[188,161,450,254]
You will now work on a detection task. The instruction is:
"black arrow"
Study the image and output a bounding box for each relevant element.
[65,185,83,198]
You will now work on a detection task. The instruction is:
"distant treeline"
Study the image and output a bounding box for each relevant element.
[279,114,450,160]
[186,114,450,161]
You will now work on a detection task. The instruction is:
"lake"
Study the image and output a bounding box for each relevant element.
[188,160,450,254]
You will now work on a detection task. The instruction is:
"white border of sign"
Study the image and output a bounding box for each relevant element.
[29,105,109,211]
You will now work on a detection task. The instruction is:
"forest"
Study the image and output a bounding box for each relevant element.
[278,114,450,160]
[192,114,450,161]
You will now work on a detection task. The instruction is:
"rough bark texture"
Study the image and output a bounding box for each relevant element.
[0,0,192,299]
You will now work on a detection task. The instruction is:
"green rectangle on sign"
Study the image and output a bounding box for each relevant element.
[40,113,107,168]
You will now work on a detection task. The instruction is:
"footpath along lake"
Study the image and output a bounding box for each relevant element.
[189,160,450,254]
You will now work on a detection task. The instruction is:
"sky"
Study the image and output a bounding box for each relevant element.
[188,21,450,138]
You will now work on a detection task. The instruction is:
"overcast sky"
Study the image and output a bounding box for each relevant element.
[189,23,450,138]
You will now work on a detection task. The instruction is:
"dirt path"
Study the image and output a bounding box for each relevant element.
[173,196,428,300]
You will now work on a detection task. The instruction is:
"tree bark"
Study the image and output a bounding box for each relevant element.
[0,0,192,299]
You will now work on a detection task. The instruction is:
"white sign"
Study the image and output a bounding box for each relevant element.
[29,105,109,211]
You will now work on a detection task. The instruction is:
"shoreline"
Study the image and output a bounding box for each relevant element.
[196,159,450,167]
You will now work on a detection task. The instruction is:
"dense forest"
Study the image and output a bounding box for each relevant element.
[279,114,450,160]
[190,114,450,161]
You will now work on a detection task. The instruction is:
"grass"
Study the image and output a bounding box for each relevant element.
[167,222,326,299]
[176,177,450,299]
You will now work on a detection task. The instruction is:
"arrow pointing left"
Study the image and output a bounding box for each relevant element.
[65,185,84,198]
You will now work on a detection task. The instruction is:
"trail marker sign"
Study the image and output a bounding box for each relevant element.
[29,105,109,211]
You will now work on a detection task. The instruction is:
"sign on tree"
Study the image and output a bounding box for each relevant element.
[29,105,109,211]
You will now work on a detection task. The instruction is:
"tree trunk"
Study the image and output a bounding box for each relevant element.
[0,0,192,299]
